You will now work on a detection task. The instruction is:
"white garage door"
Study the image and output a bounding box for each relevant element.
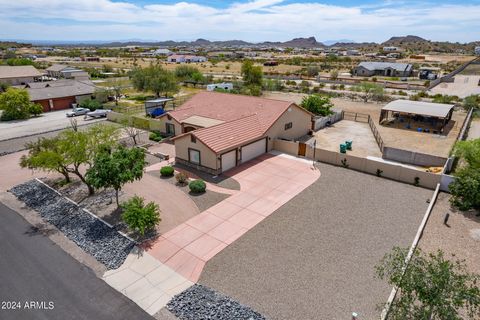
[241,139,266,163]
[221,150,237,173]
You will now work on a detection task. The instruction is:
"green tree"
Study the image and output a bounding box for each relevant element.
[121,195,161,236]
[131,65,178,97]
[353,82,384,103]
[21,124,119,195]
[449,167,480,211]
[86,146,146,206]
[0,88,40,121]
[20,137,71,183]
[190,71,205,87]
[300,94,333,116]
[463,94,480,111]
[174,65,199,81]
[376,247,480,320]
[449,139,480,210]
[330,69,339,80]
[241,60,263,87]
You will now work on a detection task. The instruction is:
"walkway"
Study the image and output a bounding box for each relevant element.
[105,152,320,315]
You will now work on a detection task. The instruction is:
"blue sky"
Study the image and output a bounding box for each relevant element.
[0,0,479,42]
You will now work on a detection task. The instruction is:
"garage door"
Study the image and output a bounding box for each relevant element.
[221,150,237,172]
[241,139,266,163]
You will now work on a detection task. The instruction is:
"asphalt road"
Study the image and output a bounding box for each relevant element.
[0,202,152,320]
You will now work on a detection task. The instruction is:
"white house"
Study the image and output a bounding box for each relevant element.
[475,46,480,56]
[167,55,207,63]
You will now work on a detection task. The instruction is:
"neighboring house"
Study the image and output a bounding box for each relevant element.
[46,64,90,80]
[25,79,96,112]
[206,82,233,91]
[383,46,400,52]
[167,55,207,63]
[141,49,172,57]
[0,66,44,85]
[156,91,313,174]
[353,62,413,77]
[475,46,480,56]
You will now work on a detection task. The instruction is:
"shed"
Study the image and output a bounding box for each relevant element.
[145,98,173,117]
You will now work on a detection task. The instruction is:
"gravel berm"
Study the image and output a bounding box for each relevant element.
[10,179,134,269]
[167,284,266,320]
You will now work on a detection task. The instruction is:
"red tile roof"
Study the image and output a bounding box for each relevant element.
[170,92,303,153]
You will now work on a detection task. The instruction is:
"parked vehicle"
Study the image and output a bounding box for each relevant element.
[85,109,111,118]
[66,107,90,117]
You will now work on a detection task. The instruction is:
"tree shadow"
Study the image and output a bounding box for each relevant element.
[24,223,58,237]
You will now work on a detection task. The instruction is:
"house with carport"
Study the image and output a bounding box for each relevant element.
[156,91,314,174]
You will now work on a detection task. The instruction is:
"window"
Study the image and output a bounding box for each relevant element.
[285,122,293,130]
[189,149,200,165]
[166,123,175,135]
[191,135,196,143]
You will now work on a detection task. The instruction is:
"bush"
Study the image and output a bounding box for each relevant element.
[149,131,163,142]
[121,195,161,236]
[189,179,206,193]
[79,98,103,111]
[28,103,43,117]
[160,166,174,177]
[175,172,189,185]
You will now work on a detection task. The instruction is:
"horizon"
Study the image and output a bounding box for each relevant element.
[1,0,480,43]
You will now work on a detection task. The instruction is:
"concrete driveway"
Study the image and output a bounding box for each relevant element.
[147,152,320,282]
[0,109,105,141]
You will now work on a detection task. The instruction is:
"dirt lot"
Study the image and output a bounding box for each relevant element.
[264,92,467,157]
[420,192,480,275]
[200,163,432,320]
[312,120,382,157]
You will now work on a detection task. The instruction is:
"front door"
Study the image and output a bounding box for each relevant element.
[298,142,306,156]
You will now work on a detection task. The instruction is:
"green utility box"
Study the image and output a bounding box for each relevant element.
[340,143,347,153]
[345,140,353,150]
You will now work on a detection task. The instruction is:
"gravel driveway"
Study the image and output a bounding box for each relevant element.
[200,163,433,320]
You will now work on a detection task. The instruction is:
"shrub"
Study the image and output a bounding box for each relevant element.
[28,103,43,117]
[175,172,189,185]
[149,131,163,142]
[376,169,383,177]
[160,166,174,177]
[189,179,206,193]
[79,98,103,111]
[414,177,420,187]
[121,195,160,236]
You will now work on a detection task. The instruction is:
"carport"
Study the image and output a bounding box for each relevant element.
[379,100,455,133]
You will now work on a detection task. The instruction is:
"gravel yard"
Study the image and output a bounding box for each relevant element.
[10,180,135,269]
[420,192,480,275]
[167,284,265,320]
[200,163,432,320]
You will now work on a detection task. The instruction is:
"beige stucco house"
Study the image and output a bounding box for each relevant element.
[156,91,313,174]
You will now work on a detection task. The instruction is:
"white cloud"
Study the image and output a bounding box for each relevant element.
[0,0,478,42]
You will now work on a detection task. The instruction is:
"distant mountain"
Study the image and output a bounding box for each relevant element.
[330,42,376,48]
[323,39,355,46]
[382,35,428,45]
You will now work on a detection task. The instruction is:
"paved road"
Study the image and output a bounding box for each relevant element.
[0,110,105,141]
[0,202,152,320]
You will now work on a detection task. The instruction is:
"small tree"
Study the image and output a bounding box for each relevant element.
[449,167,480,211]
[376,247,480,320]
[0,88,40,121]
[20,137,71,183]
[329,69,339,80]
[86,146,146,206]
[463,94,480,111]
[241,60,263,87]
[121,118,142,145]
[121,195,161,236]
[131,65,178,97]
[300,94,333,116]
[353,82,384,103]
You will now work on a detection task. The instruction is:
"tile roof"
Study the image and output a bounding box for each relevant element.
[170,91,302,153]
[193,115,265,153]
[0,66,44,79]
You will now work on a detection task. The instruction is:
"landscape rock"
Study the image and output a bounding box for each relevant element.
[167,284,266,320]
[10,180,135,269]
